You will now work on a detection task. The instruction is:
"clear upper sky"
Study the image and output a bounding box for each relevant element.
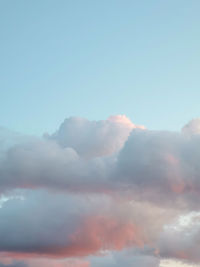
[0,0,200,135]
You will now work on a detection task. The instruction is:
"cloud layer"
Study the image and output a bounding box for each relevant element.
[1,115,200,266]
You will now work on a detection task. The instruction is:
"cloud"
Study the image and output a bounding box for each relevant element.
[1,116,200,266]
[47,115,144,158]
[89,248,160,267]
[0,258,89,267]
[0,190,145,258]
[158,212,200,264]
[0,264,26,267]
[2,120,200,210]
[113,126,200,211]
[182,118,200,135]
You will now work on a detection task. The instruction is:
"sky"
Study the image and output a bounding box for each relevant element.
[1,1,200,267]
[0,0,200,135]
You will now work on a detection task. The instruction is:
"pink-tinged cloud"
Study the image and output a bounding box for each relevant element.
[68,215,144,256]
[26,258,90,267]
[0,258,90,267]
[182,118,200,135]
[0,190,147,259]
[47,115,144,158]
[2,117,200,208]
[107,115,145,130]
[1,117,200,266]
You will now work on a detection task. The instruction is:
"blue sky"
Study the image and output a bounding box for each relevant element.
[0,0,200,135]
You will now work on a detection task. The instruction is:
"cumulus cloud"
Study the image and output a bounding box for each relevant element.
[182,118,200,135]
[2,120,200,209]
[1,116,200,266]
[158,212,200,264]
[0,190,146,258]
[47,115,144,158]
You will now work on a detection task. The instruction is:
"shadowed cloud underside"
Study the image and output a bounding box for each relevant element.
[0,115,200,267]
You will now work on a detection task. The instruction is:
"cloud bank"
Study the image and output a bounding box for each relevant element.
[0,115,200,266]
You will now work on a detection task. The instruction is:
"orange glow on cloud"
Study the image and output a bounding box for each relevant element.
[108,115,145,130]
[68,215,144,256]
[0,216,145,259]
